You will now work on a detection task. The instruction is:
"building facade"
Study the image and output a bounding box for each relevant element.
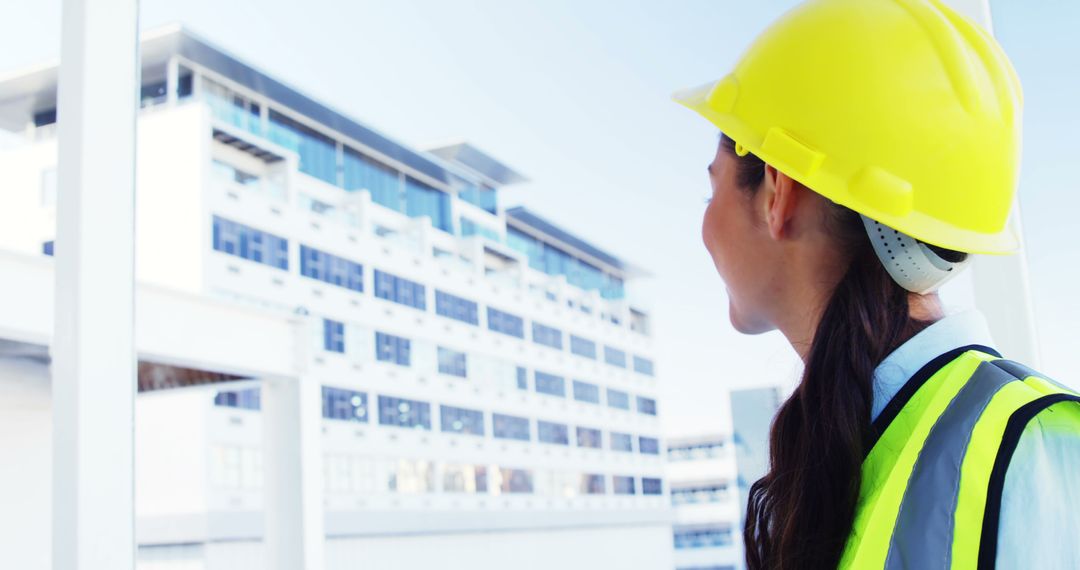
[0,26,671,569]
[666,434,743,570]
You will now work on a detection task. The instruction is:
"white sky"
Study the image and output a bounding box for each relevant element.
[1,0,1076,436]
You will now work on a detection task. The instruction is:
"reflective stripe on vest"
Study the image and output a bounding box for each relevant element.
[839,350,1080,570]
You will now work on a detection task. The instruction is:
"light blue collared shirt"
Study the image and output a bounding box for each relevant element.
[872,310,1080,569]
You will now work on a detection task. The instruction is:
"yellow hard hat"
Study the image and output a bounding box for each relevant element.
[674,0,1023,254]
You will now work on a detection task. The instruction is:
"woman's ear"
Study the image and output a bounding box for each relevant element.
[763,165,802,240]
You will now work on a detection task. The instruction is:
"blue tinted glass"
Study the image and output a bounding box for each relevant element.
[636,396,657,416]
[604,346,627,368]
[375,331,410,366]
[576,426,602,449]
[437,347,467,378]
[343,147,402,211]
[213,216,289,270]
[493,413,530,441]
[531,322,563,350]
[300,245,363,292]
[487,307,524,338]
[639,436,660,454]
[633,355,655,376]
[570,335,597,359]
[440,405,485,436]
[405,177,451,233]
[213,388,261,410]
[516,366,528,390]
[534,372,566,397]
[610,432,633,452]
[377,395,431,429]
[606,389,630,410]
[268,110,337,185]
[572,380,600,404]
[642,477,662,495]
[537,421,569,445]
[323,319,345,353]
[321,386,368,422]
[435,290,479,325]
[373,269,426,310]
[613,475,636,495]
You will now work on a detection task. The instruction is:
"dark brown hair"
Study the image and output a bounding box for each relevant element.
[718,134,944,569]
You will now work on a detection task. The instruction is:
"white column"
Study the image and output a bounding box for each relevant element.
[942,0,1041,367]
[52,0,139,568]
[262,319,325,570]
[165,56,179,106]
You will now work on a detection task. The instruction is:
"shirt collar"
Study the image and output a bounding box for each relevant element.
[871,310,997,422]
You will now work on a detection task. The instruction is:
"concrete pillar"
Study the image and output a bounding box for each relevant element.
[262,319,325,570]
[52,0,139,567]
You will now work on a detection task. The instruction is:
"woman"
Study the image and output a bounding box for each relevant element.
[673,1,1080,569]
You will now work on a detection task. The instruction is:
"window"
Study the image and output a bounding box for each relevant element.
[534,371,566,398]
[493,413,530,441]
[214,388,261,410]
[374,269,426,310]
[405,176,452,233]
[576,426,602,449]
[343,146,402,211]
[516,366,528,390]
[604,346,627,368]
[437,347,467,378]
[570,335,597,359]
[435,290,479,325]
[322,387,367,422]
[323,319,345,353]
[633,355,655,376]
[212,216,289,270]
[668,441,727,461]
[203,78,261,135]
[388,459,435,493]
[377,395,431,430]
[642,477,663,495]
[375,332,410,366]
[459,217,501,242]
[606,388,630,410]
[639,436,660,455]
[581,474,606,495]
[637,396,658,416]
[440,405,485,436]
[442,464,488,493]
[212,159,260,188]
[572,380,600,404]
[497,468,533,494]
[673,525,734,549]
[268,109,337,185]
[610,432,633,452]
[504,226,621,299]
[613,475,636,495]
[42,240,54,256]
[300,245,363,292]
[671,483,730,505]
[531,322,563,350]
[537,421,569,445]
[487,307,524,338]
[458,182,498,214]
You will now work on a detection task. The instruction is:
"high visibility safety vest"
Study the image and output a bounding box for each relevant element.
[840,345,1080,569]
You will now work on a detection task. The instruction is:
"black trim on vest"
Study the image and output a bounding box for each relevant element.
[869,344,1001,452]
[976,393,1080,570]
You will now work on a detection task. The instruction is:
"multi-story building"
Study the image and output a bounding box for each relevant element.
[730,386,782,526]
[0,25,671,569]
[666,434,742,570]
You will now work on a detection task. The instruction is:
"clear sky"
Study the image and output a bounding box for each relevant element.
[2,0,1076,436]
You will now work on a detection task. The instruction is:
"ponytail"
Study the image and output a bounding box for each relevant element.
[719,135,937,569]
